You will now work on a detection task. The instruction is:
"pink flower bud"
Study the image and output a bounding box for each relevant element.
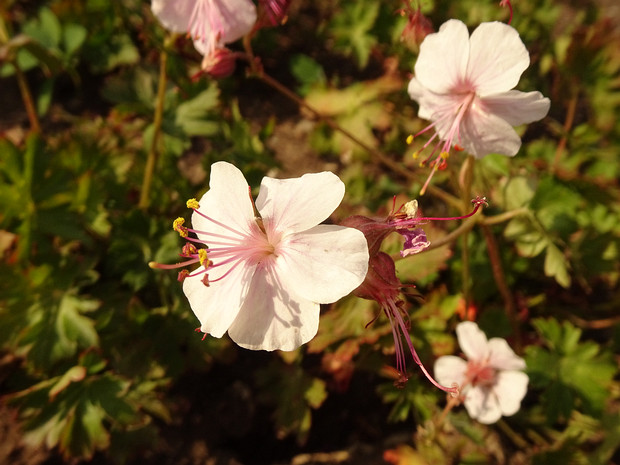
[201,48,237,78]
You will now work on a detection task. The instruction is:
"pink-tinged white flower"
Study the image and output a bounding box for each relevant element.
[152,162,369,351]
[434,321,528,424]
[408,19,550,193]
[151,0,257,57]
[258,0,292,27]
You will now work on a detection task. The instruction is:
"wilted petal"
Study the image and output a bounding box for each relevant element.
[494,371,529,416]
[467,22,529,95]
[275,225,369,303]
[464,386,502,424]
[183,260,256,338]
[481,90,551,126]
[256,171,345,234]
[459,103,522,157]
[434,355,467,387]
[414,19,470,94]
[456,321,489,361]
[228,266,319,351]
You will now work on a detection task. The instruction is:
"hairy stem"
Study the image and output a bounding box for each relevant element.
[14,62,41,134]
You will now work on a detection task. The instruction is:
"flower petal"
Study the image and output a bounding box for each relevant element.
[275,225,369,303]
[467,22,530,96]
[192,0,257,55]
[481,90,550,126]
[151,0,195,33]
[494,371,529,416]
[487,337,526,371]
[464,386,503,424]
[433,355,467,387]
[192,162,256,241]
[183,259,256,338]
[256,171,345,234]
[456,321,489,361]
[459,102,523,157]
[414,19,470,94]
[228,266,319,351]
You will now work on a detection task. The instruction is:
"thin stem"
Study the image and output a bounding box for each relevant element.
[552,89,577,175]
[421,215,479,252]
[496,419,529,449]
[480,223,520,346]
[14,62,41,134]
[459,156,475,308]
[480,207,528,226]
[139,46,168,209]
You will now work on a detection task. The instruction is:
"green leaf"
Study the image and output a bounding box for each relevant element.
[63,23,87,56]
[544,243,571,288]
[174,85,220,136]
[330,1,379,68]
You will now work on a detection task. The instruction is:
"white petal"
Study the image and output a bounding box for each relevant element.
[274,225,369,304]
[459,102,522,157]
[480,90,550,126]
[433,355,467,387]
[227,265,319,351]
[256,171,345,234]
[192,0,257,55]
[494,371,529,416]
[414,19,470,94]
[467,22,530,95]
[487,337,526,371]
[464,386,503,424]
[407,78,460,122]
[456,322,489,361]
[182,259,256,338]
[151,0,195,33]
[192,162,256,241]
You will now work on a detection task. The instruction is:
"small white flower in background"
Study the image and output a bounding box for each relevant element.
[434,321,528,424]
[151,0,257,56]
[408,19,550,193]
[166,162,369,351]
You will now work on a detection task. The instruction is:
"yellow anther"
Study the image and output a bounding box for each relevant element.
[412,150,420,159]
[198,249,210,267]
[173,217,188,237]
[186,198,200,209]
[406,134,414,145]
[440,151,450,159]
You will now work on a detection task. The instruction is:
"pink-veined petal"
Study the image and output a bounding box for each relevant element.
[414,19,470,94]
[192,162,256,241]
[192,0,257,55]
[456,322,489,361]
[433,355,468,387]
[487,337,526,371]
[464,386,503,424]
[480,90,550,126]
[467,22,530,96]
[459,102,522,157]
[151,0,195,33]
[494,371,529,416]
[274,225,369,304]
[183,259,256,338]
[228,265,319,351]
[256,171,345,234]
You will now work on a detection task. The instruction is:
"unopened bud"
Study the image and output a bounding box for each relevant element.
[201,48,237,79]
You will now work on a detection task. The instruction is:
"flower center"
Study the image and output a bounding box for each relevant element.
[465,359,497,387]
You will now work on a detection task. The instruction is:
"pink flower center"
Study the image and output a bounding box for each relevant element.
[150,200,281,286]
[465,359,497,387]
[188,0,224,54]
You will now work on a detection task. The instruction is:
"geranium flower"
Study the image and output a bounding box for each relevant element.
[434,321,528,424]
[342,197,486,390]
[151,0,257,56]
[408,19,550,193]
[152,162,369,351]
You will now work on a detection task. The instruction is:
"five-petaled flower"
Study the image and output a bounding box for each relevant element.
[408,19,550,193]
[152,162,369,352]
[151,0,257,57]
[434,321,528,424]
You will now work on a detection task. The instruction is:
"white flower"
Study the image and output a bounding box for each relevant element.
[434,321,528,424]
[151,0,257,56]
[180,162,369,351]
[408,20,550,191]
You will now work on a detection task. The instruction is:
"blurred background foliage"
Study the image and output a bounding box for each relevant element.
[0,0,619,464]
